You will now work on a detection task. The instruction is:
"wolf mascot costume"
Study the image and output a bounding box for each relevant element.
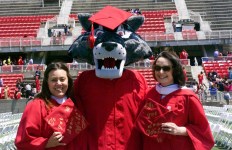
[68,6,152,150]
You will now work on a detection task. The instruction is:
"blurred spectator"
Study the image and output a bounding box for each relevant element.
[18,56,23,65]
[172,21,176,32]
[35,76,41,93]
[29,58,33,65]
[209,84,217,101]
[213,49,219,59]
[23,58,28,65]
[224,92,231,105]
[194,57,198,66]
[0,77,3,87]
[179,49,188,59]
[207,71,213,81]
[68,25,73,36]
[212,70,218,81]
[7,56,11,65]
[0,59,2,66]
[197,83,207,101]
[3,59,7,65]
[64,24,68,35]
[16,78,23,91]
[14,88,22,100]
[35,67,41,79]
[228,66,232,79]
[25,83,32,98]
[198,71,204,85]
[4,85,10,99]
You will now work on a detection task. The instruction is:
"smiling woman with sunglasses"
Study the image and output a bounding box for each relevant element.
[135,51,214,150]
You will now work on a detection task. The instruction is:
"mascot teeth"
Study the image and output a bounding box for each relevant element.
[97,57,122,70]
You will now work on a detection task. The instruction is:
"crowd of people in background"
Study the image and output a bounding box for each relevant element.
[0,56,32,66]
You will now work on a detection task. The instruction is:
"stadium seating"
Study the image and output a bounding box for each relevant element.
[202,60,231,78]
[182,29,197,40]
[137,10,177,34]
[0,15,54,38]
[0,74,24,99]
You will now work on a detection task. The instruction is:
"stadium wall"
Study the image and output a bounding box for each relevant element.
[0,99,27,114]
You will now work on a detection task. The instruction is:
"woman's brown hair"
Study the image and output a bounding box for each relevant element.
[35,62,73,105]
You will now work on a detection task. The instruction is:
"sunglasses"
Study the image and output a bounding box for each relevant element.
[154,65,172,72]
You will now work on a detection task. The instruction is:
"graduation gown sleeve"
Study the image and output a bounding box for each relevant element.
[186,94,215,150]
[15,99,50,150]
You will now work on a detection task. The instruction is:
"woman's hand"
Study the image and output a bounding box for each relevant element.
[45,132,66,148]
[161,122,188,136]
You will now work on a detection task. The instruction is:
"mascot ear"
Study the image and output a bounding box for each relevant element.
[78,13,92,32]
[126,15,145,32]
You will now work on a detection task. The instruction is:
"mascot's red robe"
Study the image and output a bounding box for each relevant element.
[136,87,215,150]
[73,69,148,150]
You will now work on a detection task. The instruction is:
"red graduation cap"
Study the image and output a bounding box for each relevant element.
[45,98,88,144]
[89,5,132,30]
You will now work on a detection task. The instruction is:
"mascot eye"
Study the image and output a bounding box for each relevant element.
[117,31,124,36]
[96,30,104,36]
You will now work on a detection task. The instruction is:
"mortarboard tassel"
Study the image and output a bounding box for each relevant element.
[88,22,95,49]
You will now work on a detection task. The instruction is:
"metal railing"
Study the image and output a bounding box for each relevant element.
[201,56,232,62]
[1,30,232,48]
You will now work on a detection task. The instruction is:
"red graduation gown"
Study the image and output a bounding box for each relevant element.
[73,69,148,150]
[136,87,214,150]
[15,98,82,150]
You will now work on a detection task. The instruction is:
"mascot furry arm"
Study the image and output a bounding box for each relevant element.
[68,6,152,150]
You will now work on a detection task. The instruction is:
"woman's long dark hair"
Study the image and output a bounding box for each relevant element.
[35,62,73,105]
[152,51,186,86]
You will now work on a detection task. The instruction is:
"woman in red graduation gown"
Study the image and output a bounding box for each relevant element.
[15,62,86,150]
[136,51,214,150]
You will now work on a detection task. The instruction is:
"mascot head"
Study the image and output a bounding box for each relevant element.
[68,6,152,79]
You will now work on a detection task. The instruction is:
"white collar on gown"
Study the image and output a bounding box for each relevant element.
[156,84,179,99]
[51,95,67,104]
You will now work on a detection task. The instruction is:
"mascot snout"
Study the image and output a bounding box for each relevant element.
[102,42,117,51]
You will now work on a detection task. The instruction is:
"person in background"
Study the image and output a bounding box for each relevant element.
[179,49,188,59]
[18,56,23,65]
[35,66,41,79]
[4,85,10,99]
[3,59,7,65]
[35,75,41,93]
[25,83,32,98]
[228,66,232,79]
[15,62,87,150]
[0,59,3,66]
[0,77,4,87]
[214,48,219,59]
[14,88,22,100]
[135,51,214,150]
[29,58,33,65]
[7,56,11,65]
[198,71,204,85]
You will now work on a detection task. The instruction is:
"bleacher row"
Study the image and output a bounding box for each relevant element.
[0,15,54,38]
[136,69,157,87]
[202,61,232,78]
[137,10,177,33]
[204,105,232,149]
